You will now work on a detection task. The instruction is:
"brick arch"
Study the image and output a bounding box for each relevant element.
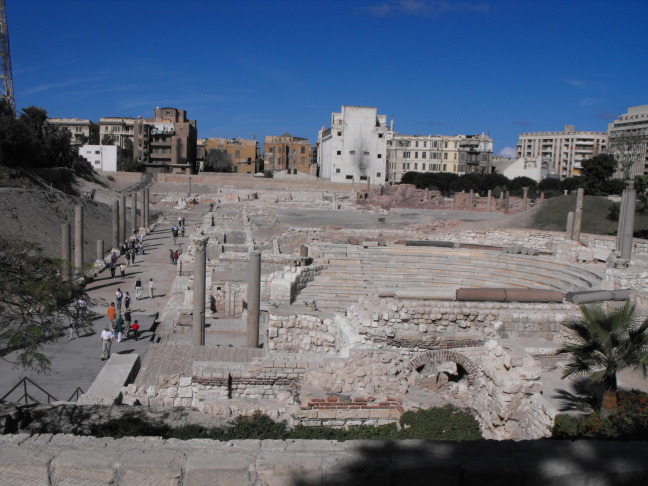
[409,350,479,385]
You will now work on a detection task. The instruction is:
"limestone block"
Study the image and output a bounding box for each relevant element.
[51,450,120,486]
[185,452,255,486]
[0,448,53,485]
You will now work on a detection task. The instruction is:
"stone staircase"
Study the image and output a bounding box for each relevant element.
[296,244,604,313]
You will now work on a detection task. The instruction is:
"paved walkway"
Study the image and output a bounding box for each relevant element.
[0,207,204,405]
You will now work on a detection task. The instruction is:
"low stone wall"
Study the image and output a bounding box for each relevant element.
[5,434,648,485]
[345,297,581,341]
[268,264,324,305]
[297,396,403,427]
[267,314,336,353]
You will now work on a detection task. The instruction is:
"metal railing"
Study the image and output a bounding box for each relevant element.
[1,378,84,407]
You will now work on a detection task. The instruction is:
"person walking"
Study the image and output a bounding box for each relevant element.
[148,278,156,299]
[135,278,142,300]
[173,250,179,265]
[68,319,79,341]
[131,320,140,341]
[114,314,124,343]
[169,249,174,264]
[124,309,132,337]
[115,289,123,311]
[109,261,116,278]
[119,263,126,279]
[125,251,131,266]
[100,326,114,360]
[124,291,131,310]
[107,302,117,328]
[75,297,87,321]
[131,247,136,264]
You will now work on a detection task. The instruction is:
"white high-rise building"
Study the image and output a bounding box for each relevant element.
[317,106,392,184]
[515,125,607,179]
[608,104,648,179]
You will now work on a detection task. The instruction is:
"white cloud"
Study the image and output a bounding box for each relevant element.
[498,147,516,158]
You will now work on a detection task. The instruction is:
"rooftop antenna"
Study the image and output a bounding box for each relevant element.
[0,0,15,113]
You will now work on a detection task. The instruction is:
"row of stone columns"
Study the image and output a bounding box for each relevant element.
[60,189,151,276]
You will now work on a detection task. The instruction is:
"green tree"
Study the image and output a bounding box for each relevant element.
[580,154,618,195]
[101,134,115,145]
[557,302,648,411]
[0,237,94,373]
[203,148,234,172]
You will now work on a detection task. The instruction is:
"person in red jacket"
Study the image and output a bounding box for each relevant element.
[131,320,140,341]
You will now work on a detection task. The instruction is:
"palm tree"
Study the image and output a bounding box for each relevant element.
[557,301,648,411]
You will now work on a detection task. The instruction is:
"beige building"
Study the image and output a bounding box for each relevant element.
[264,133,311,174]
[202,137,260,174]
[133,107,198,173]
[387,133,493,183]
[47,117,99,146]
[608,104,648,179]
[98,117,136,148]
[515,125,607,179]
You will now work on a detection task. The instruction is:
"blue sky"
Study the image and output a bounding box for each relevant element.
[7,0,647,155]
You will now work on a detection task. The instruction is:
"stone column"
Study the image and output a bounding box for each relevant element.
[333,192,337,210]
[504,191,510,214]
[451,198,456,211]
[192,236,209,346]
[540,192,545,204]
[74,205,83,269]
[247,251,261,348]
[566,211,575,240]
[112,200,119,250]
[95,240,105,270]
[522,187,529,211]
[572,188,584,241]
[469,189,474,211]
[616,189,627,251]
[61,223,72,280]
[139,190,146,232]
[621,183,637,260]
[131,192,138,237]
[487,189,492,212]
[299,245,309,258]
[119,195,126,245]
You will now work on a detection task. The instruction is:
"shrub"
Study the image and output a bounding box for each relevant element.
[399,405,483,440]
[607,202,620,221]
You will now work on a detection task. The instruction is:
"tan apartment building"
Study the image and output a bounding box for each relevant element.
[515,125,607,179]
[387,133,493,183]
[608,104,648,179]
[98,117,136,148]
[133,107,198,173]
[264,133,311,174]
[202,137,260,174]
[47,117,99,146]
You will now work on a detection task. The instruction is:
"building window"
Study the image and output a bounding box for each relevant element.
[378,133,383,138]
[422,152,427,159]
[301,146,305,154]
[364,151,369,155]
[404,151,410,158]
[421,164,426,171]
[376,172,381,177]
[346,175,353,180]
[336,151,341,155]
[444,153,448,159]
[350,150,356,154]
[360,176,367,181]
[337,131,342,136]
[94,161,100,165]
[235,150,240,158]
[336,168,341,173]
[95,151,100,154]
[415,152,419,159]
[377,154,382,158]
[415,141,419,148]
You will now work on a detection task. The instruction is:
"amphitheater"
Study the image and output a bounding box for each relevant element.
[4,174,648,484]
[89,176,648,445]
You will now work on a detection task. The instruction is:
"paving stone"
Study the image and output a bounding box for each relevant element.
[184,452,255,486]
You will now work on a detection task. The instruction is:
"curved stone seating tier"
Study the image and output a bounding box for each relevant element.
[297,244,604,313]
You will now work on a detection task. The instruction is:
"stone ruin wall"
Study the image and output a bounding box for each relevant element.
[267,264,325,306]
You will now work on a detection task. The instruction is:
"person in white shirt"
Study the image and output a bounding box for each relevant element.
[148,278,156,299]
[100,326,114,360]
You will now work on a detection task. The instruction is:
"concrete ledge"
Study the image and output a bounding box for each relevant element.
[1,435,648,485]
[77,353,140,405]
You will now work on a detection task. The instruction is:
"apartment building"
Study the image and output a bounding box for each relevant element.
[132,107,198,172]
[515,125,607,179]
[78,144,118,172]
[386,133,493,183]
[98,117,136,148]
[47,117,99,146]
[317,106,391,184]
[608,104,648,179]
[203,137,260,174]
[264,133,311,174]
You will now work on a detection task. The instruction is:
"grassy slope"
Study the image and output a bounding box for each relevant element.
[531,194,648,237]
